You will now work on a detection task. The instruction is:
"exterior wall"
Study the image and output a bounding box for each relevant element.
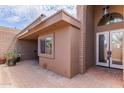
[38,25,80,78]
[77,5,95,72]
[86,6,95,69]
[70,26,80,77]
[0,27,19,56]
[6,36,38,60]
[96,22,123,32]
[15,39,38,60]
[77,5,87,73]
[0,26,37,60]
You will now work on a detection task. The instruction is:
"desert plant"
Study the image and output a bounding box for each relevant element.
[5,49,18,66]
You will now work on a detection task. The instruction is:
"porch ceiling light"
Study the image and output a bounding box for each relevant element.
[103,5,109,16]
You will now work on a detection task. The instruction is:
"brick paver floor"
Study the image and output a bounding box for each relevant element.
[0,60,123,88]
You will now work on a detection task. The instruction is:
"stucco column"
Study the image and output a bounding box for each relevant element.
[77,5,87,73]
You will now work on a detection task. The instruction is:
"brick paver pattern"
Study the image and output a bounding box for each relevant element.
[0,60,123,88]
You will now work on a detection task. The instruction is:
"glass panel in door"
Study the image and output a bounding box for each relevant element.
[110,31,123,69]
[96,32,109,67]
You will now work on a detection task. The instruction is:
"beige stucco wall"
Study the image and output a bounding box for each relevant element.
[38,25,80,78]
[77,5,95,72]
[77,5,87,73]
[15,39,38,60]
[0,26,38,60]
[7,37,38,60]
[86,6,95,69]
[0,27,19,56]
[7,35,38,61]
[70,26,80,77]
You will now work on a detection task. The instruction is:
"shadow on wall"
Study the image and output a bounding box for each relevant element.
[8,36,38,60]
[0,28,19,56]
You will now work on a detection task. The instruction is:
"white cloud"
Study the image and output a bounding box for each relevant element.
[0,5,76,29]
[40,5,77,18]
[6,16,21,23]
[9,5,76,19]
[13,5,42,18]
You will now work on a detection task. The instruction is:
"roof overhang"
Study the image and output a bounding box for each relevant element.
[18,10,81,40]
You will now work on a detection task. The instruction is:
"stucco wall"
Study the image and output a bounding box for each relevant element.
[39,25,80,78]
[86,6,95,69]
[15,39,38,60]
[70,26,80,77]
[0,27,19,56]
[77,5,87,73]
[77,5,95,72]
[0,26,38,60]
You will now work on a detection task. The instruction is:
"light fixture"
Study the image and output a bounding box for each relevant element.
[103,5,109,16]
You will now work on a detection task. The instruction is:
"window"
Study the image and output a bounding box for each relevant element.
[38,34,54,58]
[98,12,123,26]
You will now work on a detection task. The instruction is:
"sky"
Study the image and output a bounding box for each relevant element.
[0,5,76,30]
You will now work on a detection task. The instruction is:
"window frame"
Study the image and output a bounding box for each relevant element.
[38,33,54,58]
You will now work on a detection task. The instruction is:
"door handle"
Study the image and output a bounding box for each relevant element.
[109,51,112,57]
[107,51,109,55]
[107,51,112,60]
[107,51,110,60]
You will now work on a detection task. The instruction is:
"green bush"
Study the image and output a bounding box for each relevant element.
[6,49,18,61]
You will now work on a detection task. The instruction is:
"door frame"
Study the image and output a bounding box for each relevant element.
[109,29,123,69]
[96,29,124,69]
[96,32,110,67]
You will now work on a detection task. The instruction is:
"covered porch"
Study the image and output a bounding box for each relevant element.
[17,10,81,78]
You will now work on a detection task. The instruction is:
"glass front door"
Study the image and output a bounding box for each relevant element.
[110,31,123,69]
[96,30,123,69]
[96,32,109,67]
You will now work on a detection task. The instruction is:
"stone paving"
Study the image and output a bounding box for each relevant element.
[0,60,123,88]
